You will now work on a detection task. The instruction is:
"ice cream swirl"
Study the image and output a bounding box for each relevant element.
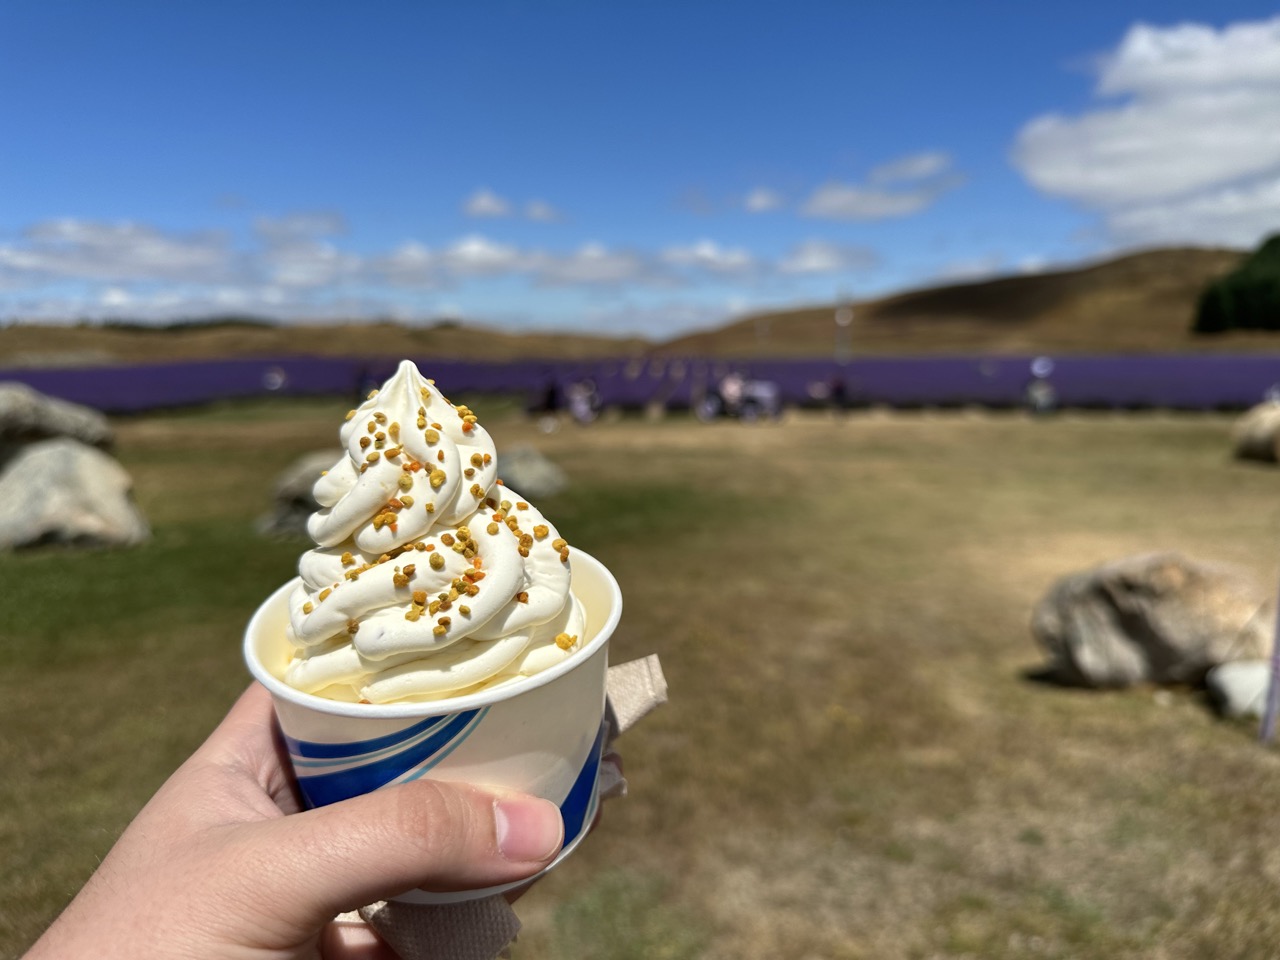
[283,360,583,703]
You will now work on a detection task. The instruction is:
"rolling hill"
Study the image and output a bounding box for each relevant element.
[658,247,1257,356]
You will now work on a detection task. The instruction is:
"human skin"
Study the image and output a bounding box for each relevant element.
[23,683,564,960]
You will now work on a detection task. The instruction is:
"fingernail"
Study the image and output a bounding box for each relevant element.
[494,797,564,862]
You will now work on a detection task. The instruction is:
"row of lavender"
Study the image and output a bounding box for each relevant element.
[3,355,1279,413]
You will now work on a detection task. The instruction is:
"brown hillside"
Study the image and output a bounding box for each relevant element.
[0,319,649,368]
[658,247,1260,356]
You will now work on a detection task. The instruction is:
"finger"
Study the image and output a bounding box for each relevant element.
[196,683,278,763]
[193,683,300,808]
[236,780,563,925]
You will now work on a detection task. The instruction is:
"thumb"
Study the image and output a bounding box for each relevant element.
[234,779,563,923]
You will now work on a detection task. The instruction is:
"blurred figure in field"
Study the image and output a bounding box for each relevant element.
[531,377,563,433]
[568,378,600,425]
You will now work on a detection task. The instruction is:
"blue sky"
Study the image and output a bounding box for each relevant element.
[3,1,1280,336]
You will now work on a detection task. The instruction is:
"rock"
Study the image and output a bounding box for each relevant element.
[257,449,341,537]
[1232,402,1280,462]
[0,438,149,548]
[497,446,568,500]
[1030,552,1272,688]
[0,382,113,449]
[1206,660,1271,719]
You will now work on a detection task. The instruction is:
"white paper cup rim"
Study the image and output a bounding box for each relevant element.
[244,548,622,719]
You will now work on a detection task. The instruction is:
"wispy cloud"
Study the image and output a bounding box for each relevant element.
[524,199,562,222]
[800,151,962,221]
[777,240,879,275]
[661,240,755,273]
[868,151,951,185]
[462,188,512,218]
[0,220,235,283]
[0,214,884,328]
[1012,15,1280,246]
[743,187,784,213]
[463,189,566,222]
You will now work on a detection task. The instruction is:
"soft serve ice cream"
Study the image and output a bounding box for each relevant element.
[283,360,584,703]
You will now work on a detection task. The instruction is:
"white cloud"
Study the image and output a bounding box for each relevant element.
[1105,175,1280,245]
[255,213,358,288]
[800,152,961,221]
[442,235,527,275]
[743,187,784,213]
[1012,15,1280,246]
[661,240,754,273]
[263,241,360,289]
[777,240,879,275]
[254,212,345,243]
[532,243,650,286]
[375,241,439,288]
[463,188,512,218]
[0,219,234,283]
[100,287,132,308]
[801,183,934,220]
[524,199,562,222]
[868,151,951,184]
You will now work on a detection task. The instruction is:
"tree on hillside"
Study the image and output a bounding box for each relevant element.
[1194,234,1280,334]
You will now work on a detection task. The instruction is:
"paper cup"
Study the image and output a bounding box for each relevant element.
[244,549,622,904]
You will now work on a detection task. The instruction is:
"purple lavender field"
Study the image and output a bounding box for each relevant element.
[4,354,1280,413]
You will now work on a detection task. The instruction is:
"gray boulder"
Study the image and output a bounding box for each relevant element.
[258,449,341,537]
[0,382,113,449]
[497,445,568,500]
[1206,660,1271,719]
[1031,552,1272,687]
[1232,402,1280,462]
[0,438,149,549]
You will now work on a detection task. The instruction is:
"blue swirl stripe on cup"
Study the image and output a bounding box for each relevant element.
[284,709,606,850]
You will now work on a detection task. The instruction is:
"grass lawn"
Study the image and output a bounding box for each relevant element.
[5,401,1280,959]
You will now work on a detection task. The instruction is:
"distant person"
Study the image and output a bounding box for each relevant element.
[568,378,600,425]
[829,374,848,416]
[718,372,745,415]
[1025,376,1057,415]
[533,378,563,433]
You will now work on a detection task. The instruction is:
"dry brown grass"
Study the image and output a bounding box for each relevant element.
[6,403,1280,959]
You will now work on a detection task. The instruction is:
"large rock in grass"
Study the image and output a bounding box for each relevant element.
[0,438,149,548]
[497,446,568,500]
[0,382,112,449]
[257,449,340,537]
[1232,402,1280,462]
[1031,552,1272,688]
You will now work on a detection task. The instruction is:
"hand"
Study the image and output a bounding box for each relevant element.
[24,683,564,960]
